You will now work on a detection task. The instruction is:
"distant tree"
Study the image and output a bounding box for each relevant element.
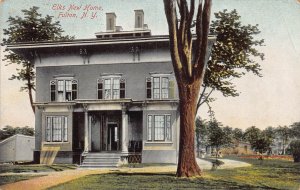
[276,126,292,155]
[244,126,261,145]
[208,120,232,159]
[2,6,74,113]
[290,140,300,162]
[195,117,209,156]
[0,126,34,141]
[197,9,264,113]
[244,126,273,154]
[232,128,244,142]
[290,122,300,139]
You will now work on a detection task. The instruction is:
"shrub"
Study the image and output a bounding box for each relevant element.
[290,140,300,162]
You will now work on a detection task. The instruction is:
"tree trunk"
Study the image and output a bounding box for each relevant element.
[176,80,202,177]
[26,64,35,113]
[28,86,35,113]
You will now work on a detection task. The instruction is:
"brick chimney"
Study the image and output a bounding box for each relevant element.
[106,12,116,32]
[134,10,144,30]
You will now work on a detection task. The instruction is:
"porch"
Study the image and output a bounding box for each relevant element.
[72,109,143,165]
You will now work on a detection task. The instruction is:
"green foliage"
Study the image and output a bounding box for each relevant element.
[243,126,274,154]
[290,140,300,162]
[290,122,300,138]
[195,117,209,151]
[205,9,264,97]
[197,9,265,112]
[0,125,34,141]
[208,120,233,153]
[2,6,74,112]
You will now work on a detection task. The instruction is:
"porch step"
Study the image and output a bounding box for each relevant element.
[80,152,123,168]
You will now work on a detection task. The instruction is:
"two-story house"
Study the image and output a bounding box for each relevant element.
[6,10,215,167]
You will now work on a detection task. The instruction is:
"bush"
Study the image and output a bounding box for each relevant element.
[290,140,300,163]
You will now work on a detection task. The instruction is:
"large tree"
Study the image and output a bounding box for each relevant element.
[163,0,213,177]
[196,9,264,113]
[2,6,74,113]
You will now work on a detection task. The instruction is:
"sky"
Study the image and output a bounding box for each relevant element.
[0,0,300,130]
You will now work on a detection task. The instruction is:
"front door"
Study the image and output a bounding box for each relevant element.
[107,123,119,151]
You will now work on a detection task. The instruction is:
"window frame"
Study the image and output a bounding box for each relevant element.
[97,76,125,100]
[50,79,77,102]
[147,114,172,142]
[45,116,68,142]
[146,75,171,100]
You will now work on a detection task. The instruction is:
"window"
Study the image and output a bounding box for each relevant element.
[147,114,171,141]
[46,116,68,142]
[98,77,125,99]
[146,76,173,99]
[50,79,77,102]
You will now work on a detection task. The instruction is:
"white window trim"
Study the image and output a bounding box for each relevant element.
[98,76,125,100]
[45,116,68,142]
[150,75,170,100]
[147,114,172,142]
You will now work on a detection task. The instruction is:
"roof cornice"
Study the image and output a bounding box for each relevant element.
[5,35,216,50]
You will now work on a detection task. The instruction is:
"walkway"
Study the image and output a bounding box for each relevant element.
[0,159,251,190]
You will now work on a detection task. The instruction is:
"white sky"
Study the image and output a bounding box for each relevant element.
[0,0,300,130]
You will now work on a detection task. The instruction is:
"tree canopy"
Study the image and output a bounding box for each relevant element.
[2,6,74,113]
[197,9,265,111]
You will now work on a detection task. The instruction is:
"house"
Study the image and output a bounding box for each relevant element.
[6,10,215,166]
[0,134,35,163]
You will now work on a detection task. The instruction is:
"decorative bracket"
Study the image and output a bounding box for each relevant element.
[80,48,90,64]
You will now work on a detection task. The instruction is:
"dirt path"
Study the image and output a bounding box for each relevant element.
[0,159,251,190]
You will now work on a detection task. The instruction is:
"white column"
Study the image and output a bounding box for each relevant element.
[84,110,89,152]
[88,116,92,151]
[121,109,129,153]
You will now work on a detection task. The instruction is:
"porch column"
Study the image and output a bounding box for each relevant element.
[121,108,129,153]
[84,108,89,152]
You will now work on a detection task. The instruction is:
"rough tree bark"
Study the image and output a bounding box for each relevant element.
[163,0,213,177]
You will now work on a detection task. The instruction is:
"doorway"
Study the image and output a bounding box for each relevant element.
[107,123,119,151]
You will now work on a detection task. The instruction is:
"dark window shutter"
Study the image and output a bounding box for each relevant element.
[71,80,78,100]
[120,78,126,99]
[98,79,103,99]
[146,77,152,99]
[50,80,56,101]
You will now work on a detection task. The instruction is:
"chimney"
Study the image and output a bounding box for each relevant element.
[106,12,116,32]
[134,10,144,30]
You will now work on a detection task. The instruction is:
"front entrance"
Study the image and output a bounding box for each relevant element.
[88,111,121,152]
[107,123,119,151]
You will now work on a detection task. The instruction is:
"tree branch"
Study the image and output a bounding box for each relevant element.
[163,0,184,82]
[193,0,212,79]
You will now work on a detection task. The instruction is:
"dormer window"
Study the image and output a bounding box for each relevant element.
[50,79,77,102]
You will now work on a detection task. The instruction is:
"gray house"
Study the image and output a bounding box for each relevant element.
[0,134,35,163]
[7,10,215,167]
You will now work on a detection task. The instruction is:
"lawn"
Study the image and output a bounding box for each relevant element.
[0,164,77,186]
[49,157,300,190]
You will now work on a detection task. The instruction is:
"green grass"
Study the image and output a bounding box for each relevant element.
[0,175,46,186]
[0,164,77,174]
[49,158,300,190]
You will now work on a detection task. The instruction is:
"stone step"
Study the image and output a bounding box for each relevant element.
[80,164,118,168]
[83,158,120,163]
[80,152,122,168]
